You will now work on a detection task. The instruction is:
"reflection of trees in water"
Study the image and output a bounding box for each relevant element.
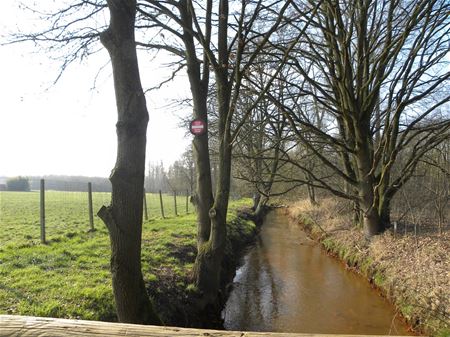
[224,214,412,334]
[260,234,281,326]
[225,233,281,331]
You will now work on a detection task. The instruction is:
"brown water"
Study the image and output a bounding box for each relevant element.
[223,211,413,335]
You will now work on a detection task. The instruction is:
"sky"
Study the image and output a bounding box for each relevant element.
[0,1,191,178]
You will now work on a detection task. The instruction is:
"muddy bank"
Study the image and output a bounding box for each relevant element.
[148,208,260,328]
[286,199,449,337]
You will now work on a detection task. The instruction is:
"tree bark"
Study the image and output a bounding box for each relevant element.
[306,173,317,205]
[252,192,261,211]
[355,124,385,237]
[377,176,393,229]
[179,0,214,249]
[97,0,160,325]
[193,0,233,300]
[189,0,232,307]
[193,77,232,307]
[193,139,231,306]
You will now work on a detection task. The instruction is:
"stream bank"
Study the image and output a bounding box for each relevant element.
[147,206,261,329]
[286,198,449,337]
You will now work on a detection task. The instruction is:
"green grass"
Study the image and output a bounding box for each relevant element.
[0,192,253,323]
[0,230,115,320]
[0,191,190,247]
[435,327,450,337]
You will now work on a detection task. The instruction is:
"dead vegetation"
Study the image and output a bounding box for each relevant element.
[286,198,450,337]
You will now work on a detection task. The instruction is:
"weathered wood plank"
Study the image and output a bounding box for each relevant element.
[0,315,409,337]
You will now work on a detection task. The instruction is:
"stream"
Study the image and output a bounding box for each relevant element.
[222,211,413,335]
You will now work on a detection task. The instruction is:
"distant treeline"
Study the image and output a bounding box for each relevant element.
[0,172,189,194]
[28,176,112,192]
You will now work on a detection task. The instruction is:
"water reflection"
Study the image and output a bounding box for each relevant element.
[223,211,412,335]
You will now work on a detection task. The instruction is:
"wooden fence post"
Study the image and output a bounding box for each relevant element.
[186,189,189,214]
[88,182,94,231]
[173,190,178,216]
[159,190,165,219]
[40,179,46,244]
[143,188,148,221]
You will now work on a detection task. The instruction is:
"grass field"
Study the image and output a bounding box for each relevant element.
[0,192,253,323]
[0,191,188,247]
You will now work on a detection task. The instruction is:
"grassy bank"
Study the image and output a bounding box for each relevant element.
[0,197,256,326]
[286,198,449,337]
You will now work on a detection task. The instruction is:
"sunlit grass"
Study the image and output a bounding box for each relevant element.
[0,191,191,246]
[0,193,253,322]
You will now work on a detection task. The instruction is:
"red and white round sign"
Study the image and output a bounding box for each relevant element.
[190,119,207,136]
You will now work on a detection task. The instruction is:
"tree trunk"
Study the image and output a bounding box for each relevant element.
[362,203,383,237]
[379,201,391,228]
[306,172,317,205]
[339,127,360,225]
[378,187,392,229]
[193,140,231,306]
[255,195,269,217]
[355,127,385,237]
[192,116,214,247]
[375,167,396,229]
[359,175,382,236]
[252,192,261,211]
[193,7,233,300]
[179,0,214,249]
[97,0,160,325]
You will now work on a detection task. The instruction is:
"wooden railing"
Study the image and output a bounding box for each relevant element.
[0,315,409,337]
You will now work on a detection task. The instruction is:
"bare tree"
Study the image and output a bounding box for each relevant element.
[233,70,291,215]
[166,147,195,193]
[137,0,301,307]
[392,139,450,235]
[267,0,450,237]
[8,0,160,323]
[97,0,160,324]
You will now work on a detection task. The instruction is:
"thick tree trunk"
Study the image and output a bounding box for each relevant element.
[379,200,391,227]
[193,141,231,306]
[193,15,232,301]
[376,170,394,229]
[179,0,214,249]
[355,127,385,237]
[360,180,385,237]
[192,105,214,247]
[358,174,383,236]
[97,0,160,325]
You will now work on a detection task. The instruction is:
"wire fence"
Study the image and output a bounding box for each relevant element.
[0,179,190,247]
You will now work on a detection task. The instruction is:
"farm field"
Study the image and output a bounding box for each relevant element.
[0,191,187,247]
[0,193,253,322]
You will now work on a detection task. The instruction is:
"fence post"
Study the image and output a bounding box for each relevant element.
[159,190,165,219]
[40,179,46,244]
[143,188,148,221]
[88,182,94,231]
[173,190,178,216]
[186,189,189,214]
